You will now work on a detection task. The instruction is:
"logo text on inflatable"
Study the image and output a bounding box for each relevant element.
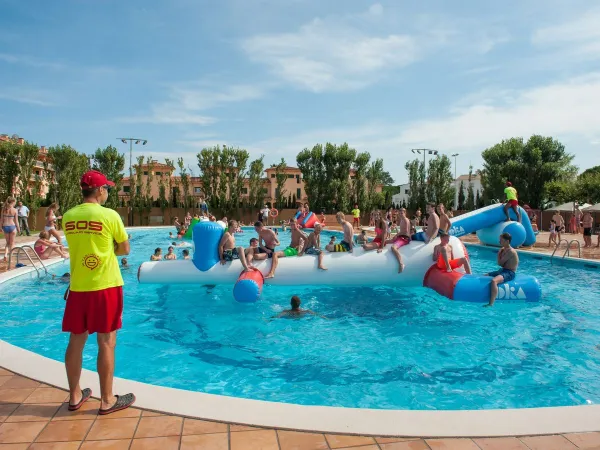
[496,285,526,300]
[449,226,465,237]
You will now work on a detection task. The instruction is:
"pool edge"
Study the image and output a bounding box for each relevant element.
[1,340,599,437]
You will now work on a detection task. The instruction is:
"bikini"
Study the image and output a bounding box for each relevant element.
[45,212,56,232]
[2,212,17,234]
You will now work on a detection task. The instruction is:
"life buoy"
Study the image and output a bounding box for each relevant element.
[270,208,279,217]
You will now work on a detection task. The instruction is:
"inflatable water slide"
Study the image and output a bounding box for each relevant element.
[138,204,540,304]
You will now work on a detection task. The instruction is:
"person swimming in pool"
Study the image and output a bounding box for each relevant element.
[151,248,162,261]
[275,296,325,318]
[182,249,190,260]
[432,231,472,274]
[50,273,71,283]
[121,258,130,270]
[485,232,519,307]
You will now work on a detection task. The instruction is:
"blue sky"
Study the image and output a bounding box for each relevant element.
[2,0,600,184]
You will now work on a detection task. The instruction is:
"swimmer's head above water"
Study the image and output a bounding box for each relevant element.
[290,295,301,310]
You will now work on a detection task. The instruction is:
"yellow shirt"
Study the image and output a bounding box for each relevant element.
[351,208,360,218]
[63,203,128,292]
[504,186,517,201]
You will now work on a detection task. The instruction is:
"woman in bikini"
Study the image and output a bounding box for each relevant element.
[34,231,69,260]
[45,203,63,243]
[362,218,387,253]
[2,197,20,261]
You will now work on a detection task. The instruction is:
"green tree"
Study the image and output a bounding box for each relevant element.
[248,155,265,208]
[47,144,90,213]
[297,144,326,211]
[197,146,221,207]
[426,155,455,206]
[164,158,174,210]
[231,148,249,210]
[544,180,575,204]
[458,180,466,210]
[381,171,394,186]
[91,145,125,210]
[480,135,576,208]
[178,157,192,211]
[466,166,476,210]
[351,152,370,211]
[0,139,20,200]
[405,159,425,211]
[272,158,288,210]
[366,158,385,210]
[575,173,600,204]
[133,156,145,223]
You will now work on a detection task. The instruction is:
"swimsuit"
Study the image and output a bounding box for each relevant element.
[2,225,16,233]
[222,248,240,261]
[392,235,410,248]
[332,240,351,252]
[257,246,275,258]
[34,244,45,256]
[305,247,321,255]
[283,247,298,257]
[488,268,516,283]
[436,254,463,270]
[584,227,592,236]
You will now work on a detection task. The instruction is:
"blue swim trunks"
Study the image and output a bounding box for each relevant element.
[488,268,516,282]
[411,231,426,241]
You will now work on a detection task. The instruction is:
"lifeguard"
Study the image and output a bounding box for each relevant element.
[503,181,521,223]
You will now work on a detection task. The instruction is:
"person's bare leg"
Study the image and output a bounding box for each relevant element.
[318,252,327,270]
[461,257,472,274]
[503,204,511,222]
[512,205,521,223]
[65,332,89,405]
[485,276,504,307]
[237,246,253,271]
[265,252,279,279]
[97,332,118,410]
[51,228,61,243]
[391,246,405,273]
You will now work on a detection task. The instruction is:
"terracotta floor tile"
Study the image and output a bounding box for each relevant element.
[0,376,41,390]
[474,437,530,450]
[6,403,61,423]
[376,437,421,444]
[426,438,481,449]
[96,407,140,420]
[79,440,132,450]
[130,435,180,450]
[277,430,329,450]
[0,388,36,404]
[230,424,263,432]
[380,440,431,450]
[134,415,182,438]
[23,388,69,404]
[0,421,47,443]
[337,446,379,450]
[563,432,600,448]
[519,435,578,450]
[35,419,93,443]
[141,410,164,417]
[52,400,100,421]
[0,378,13,388]
[0,444,30,450]
[325,434,376,449]
[0,405,19,423]
[86,418,139,441]
[181,433,228,450]
[0,369,13,377]
[182,418,228,435]
[29,442,81,450]
[230,429,279,450]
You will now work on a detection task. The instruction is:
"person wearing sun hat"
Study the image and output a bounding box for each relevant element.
[61,170,135,415]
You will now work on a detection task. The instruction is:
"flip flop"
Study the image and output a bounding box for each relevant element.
[98,393,136,416]
[68,388,92,411]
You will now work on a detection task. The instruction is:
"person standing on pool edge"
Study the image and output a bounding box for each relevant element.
[62,170,135,415]
[503,181,521,223]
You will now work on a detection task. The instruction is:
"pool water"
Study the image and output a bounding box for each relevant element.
[1,227,600,410]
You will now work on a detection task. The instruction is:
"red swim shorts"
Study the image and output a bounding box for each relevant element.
[507,199,518,207]
[373,237,383,248]
[353,217,360,223]
[437,256,463,270]
[62,286,123,334]
[393,235,410,248]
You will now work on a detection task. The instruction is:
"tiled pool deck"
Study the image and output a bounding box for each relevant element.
[2,368,600,450]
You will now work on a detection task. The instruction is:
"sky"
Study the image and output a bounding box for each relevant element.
[2,0,600,185]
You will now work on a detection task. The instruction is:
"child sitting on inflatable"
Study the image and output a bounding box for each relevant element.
[432,231,472,274]
[219,220,254,272]
[362,218,386,253]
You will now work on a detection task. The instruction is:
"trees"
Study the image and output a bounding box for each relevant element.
[480,135,576,208]
[272,158,288,210]
[178,157,192,211]
[366,158,385,210]
[197,147,220,205]
[351,152,370,209]
[232,148,249,210]
[0,139,20,200]
[297,144,326,210]
[465,166,476,211]
[426,155,455,207]
[248,155,265,208]
[458,180,466,210]
[405,159,423,211]
[47,145,90,213]
[91,145,125,210]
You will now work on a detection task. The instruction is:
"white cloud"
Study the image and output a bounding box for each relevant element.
[242,14,417,92]
[368,3,383,16]
[0,88,58,106]
[0,53,64,70]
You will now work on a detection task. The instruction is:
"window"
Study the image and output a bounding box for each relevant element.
[270,174,275,178]
[155,171,162,176]
[123,186,130,193]
[275,188,280,198]
[35,170,40,176]
[242,188,248,194]
[143,171,148,175]
[287,174,294,179]
[296,188,301,198]
[296,175,300,184]
[405,189,409,194]
[262,188,268,194]
[194,187,202,194]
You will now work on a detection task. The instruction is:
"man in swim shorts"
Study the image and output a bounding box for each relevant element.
[582,210,594,248]
[254,221,281,278]
[276,218,307,267]
[326,212,354,252]
[503,181,521,223]
[552,210,565,242]
[385,207,411,273]
[299,223,327,270]
[412,203,439,244]
[485,232,519,307]
[437,203,451,233]
[432,231,472,274]
[219,220,254,271]
[62,170,135,415]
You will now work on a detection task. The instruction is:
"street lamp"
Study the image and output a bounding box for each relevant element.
[117,137,148,226]
[451,153,459,210]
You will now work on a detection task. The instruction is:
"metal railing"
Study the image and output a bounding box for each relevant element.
[550,239,581,263]
[6,245,48,278]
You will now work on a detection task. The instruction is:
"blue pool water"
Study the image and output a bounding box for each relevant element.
[1,227,600,410]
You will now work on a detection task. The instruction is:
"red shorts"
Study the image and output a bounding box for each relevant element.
[507,199,518,207]
[62,286,123,334]
[353,217,360,223]
[392,235,410,248]
[373,237,383,248]
[437,256,463,270]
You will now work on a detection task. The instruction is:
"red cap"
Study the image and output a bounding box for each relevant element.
[80,170,115,189]
[505,181,512,187]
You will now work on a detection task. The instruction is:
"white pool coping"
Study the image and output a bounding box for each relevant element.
[1,228,600,437]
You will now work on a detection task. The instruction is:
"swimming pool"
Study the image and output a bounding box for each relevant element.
[1,227,599,410]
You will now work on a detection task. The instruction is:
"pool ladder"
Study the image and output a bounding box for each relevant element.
[550,239,581,263]
[6,245,49,278]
